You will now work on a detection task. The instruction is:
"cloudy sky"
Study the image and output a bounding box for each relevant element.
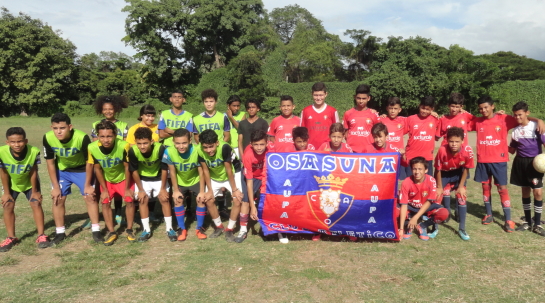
[3,0,544,60]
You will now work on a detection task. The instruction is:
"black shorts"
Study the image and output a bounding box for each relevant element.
[10,188,35,201]
[178,183,201,196]
[243,178,262,204]
[510,156,544,188]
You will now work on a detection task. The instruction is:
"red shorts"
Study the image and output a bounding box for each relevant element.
[100,180,135,204]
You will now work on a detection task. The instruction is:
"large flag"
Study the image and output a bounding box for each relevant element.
[258,151,401,241]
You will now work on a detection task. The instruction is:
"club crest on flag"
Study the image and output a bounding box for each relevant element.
[307,174,354,228]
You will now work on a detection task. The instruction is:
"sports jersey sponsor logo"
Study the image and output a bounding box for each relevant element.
[278,133,293,143]
[479,137,501,146]
[2,163,33,174]
[479,128,484,132]
[413,125,419,129]
[413,131,433,141]
[166,119,189,128]
[308,116,313,119]
[197,123,220,132]
[172,162,199,172]
[388,132,401,142]
[495,126,501,132]
[278,125,283,130]
[52,147,80,157]
[350,119,356,125]
[324,115,328,120]
[351,128,370,137]
[464,145,474,158]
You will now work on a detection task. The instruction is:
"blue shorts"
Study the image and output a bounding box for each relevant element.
[57,170,87,196]
[403,160,433,179]
[440,169,470,190]
[474,162,508,186]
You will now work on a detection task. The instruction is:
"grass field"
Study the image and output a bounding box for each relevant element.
[0,116,544,303]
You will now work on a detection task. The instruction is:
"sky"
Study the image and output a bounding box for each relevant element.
[2,0,544,61]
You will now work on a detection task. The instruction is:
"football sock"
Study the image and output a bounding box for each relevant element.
[140,217,150,232]
[535,199,543,226]
[196,206,206,230]
[56,226,66,234]
[174,206,186,230]
[240,214,249,233]
[227,219,237,230]
[456,194,467,231]
[164,216,173,231]
[212,217,223,228]
[522,197,532,224]
[91,224,100,232]
[498,188,511,221]
[442,195,451,213]
[482,183,492,215]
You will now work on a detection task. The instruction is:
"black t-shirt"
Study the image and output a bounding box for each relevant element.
[43,130,91,172]
[238,118,269,151]
[128,144,167,182]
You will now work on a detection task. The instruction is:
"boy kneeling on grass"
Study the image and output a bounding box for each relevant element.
[0,127,51,252]
[399,157,449,241]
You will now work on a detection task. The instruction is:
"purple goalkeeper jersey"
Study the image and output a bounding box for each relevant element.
[510,121,545,157]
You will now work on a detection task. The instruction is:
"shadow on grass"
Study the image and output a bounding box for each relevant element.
[466,199,506,228]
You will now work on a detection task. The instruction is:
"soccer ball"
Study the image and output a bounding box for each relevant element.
[533,154,545,173]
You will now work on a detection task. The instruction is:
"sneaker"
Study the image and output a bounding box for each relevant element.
[225,229,235,242]
[209,227,224,238]
[126,229,136,243]
[166,229,177,242]
[35,234,51,249]
[92,231,104,243]
[516,222,531,232]
[416,224,429,241]
[403,230,412,240]
[195,229,207,240]
[533,225,545,237]
[138,231,151,242]
[80,219,91,229]
[177,229,187,241]
[0,237,19,252]
[428,223,439,239]
[234,231,248,243]
[458,229,470,241]
[482,215,493,225]
[504,220,515,233]
[278,233,289,244]
[312,234,322,241]
[51,233,66,245]
[104,232,118,246]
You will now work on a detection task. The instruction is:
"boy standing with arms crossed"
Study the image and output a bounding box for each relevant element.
[158,90,195,147]
[300,82,339,148]
[226,95,247,159]
[343,84,379,153]
[238,99,269,159]
[193,89,231,144]
[268,96,300,152]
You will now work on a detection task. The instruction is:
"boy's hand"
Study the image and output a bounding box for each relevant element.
[1,194,14,207]
[457,187,467,200]
[431,111,439,118]
[380,114,387,119]
[84,185,96,197]
[30,192,42,203]
[100,190,110,204]
[125,189,135,202]
[196,192,206,203]
[226,108,233,118]
[158,189,169,202]
[407,217,419,230]
[172,190,184,202]
[436,188,443,201]
[204,191,214,203]
[370,109,378,115]
[233,189,243,202]
[398,229,404,238]
[250,205,258,220]
[399,148,405,155]
[495,110,505,115]
[137,191,148,203]
[51,187,62,205]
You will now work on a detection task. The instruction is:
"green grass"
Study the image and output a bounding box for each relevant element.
[0,117,544,302]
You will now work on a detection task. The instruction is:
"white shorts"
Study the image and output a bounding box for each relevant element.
[134,180,168,198]
[210,171,243,198]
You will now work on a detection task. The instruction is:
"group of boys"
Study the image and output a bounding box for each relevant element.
[1,82,544,252]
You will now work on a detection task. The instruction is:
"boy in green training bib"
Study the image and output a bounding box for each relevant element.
[128,127,173,242]
[43,113,100,245]
[158,90,195,147]
[0,127,51,252]
[198,129,247,242]
[226,95,247,159]
[162,128,217,241]
[193,89,231,144]
[86,121,135,246]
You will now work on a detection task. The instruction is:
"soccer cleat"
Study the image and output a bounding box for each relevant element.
[458,229,470,241]
[166,229,177,242]
[504,220,515,233]
[51,233,66,245]
[225,229,235,242]
[177,229,188,241]
[80,219,92,229]
[103,232,118,246]
[195,229,207,240]
[312,234,322,241]
[138,231,151,242]
[126,229,137,243]
[516,222,531,232]
[0,237,19,252]
[403,230,412,240]
[482,215,493,225]
[428,224,439,239]
[278,233,289,244]
[92,231,104,243]
[416,224,429,241]
[209,227,224,239]
[36,234,51,249]
[533,225,545,237]
[234,231,247,243]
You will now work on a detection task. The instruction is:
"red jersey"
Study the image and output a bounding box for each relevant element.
[342,108,379,153]
[267,115,301,152]
[379,116,407,152]
[300,104,339,148]
[399,175,438,208]
[434,145,475,171]
[362,143,397,153]
[469,114,518,163]
[317,142,353,153]
[404,114,439,163]
[436,112,473,145]
[242,145,267,180]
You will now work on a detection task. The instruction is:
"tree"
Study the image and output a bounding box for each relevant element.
[479,51,545,81]
[123,0,264,99]
[343,29,382,81]
[226,46,266,101]
[0,8,77,116]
